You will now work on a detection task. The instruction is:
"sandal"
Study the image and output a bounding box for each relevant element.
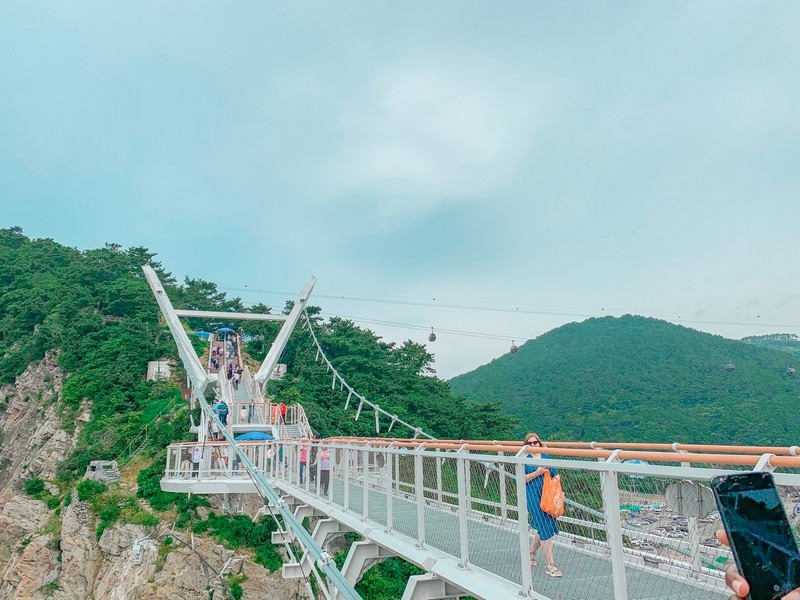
[529,551,538,566]
[545,564,562,578]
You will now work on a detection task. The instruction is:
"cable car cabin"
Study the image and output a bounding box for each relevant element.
[788,367,797,376]
[725,363,735,372]
[510,341,519,354]
[428,328,436,342]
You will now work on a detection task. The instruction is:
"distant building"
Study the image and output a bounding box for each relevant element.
[270,364,287,380]
[147,360,173,381]
[84,460,120,483]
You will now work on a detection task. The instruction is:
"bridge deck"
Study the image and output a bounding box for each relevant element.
[165,463,727,600]
[318,478,723,600]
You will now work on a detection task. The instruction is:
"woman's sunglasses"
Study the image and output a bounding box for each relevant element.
[527,440,542,446]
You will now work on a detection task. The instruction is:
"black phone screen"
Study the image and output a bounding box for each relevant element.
[712,472,800,600]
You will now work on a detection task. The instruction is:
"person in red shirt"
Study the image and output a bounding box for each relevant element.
[278,402,287,424]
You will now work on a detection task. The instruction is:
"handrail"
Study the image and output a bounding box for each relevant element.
[163,436,754,598]
[301,438,800,468]
[325,437,800,457]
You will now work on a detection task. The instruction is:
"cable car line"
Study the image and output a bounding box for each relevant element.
[221,286,800,331]
[318,312,527,342]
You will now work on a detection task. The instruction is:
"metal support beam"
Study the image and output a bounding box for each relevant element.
[340,541,393,586]
[174,309,288,321]
[515,461,533,596]
[601,452,628,600]
[142,265,215,396]
[456,454,470,568]
[401,573,464,600]
[415,448,426,548]
[254,277,316,384]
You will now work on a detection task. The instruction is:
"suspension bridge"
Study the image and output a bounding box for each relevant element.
[143,266,800,600]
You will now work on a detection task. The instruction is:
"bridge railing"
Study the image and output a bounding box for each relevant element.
[163,439,800,600]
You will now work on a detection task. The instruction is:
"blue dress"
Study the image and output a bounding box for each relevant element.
[525,454,559,541]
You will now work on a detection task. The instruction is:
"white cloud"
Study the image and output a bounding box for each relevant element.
[319,57,557,216]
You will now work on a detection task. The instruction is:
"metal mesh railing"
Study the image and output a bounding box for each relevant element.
[162,439,800,600]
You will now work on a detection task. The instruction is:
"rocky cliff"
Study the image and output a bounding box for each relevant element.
[0,358,308,600]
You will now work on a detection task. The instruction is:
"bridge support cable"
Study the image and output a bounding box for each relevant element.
[253,277,317,384]
[302,310,436,440]
[196,392,362,600]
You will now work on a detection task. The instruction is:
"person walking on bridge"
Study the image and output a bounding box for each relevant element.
[315,447,331,495]
[299,443,308,484]
[523,432,563,578]
[278,401,287,425]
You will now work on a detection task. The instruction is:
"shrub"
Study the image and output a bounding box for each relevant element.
[23,478,45,496]
[76,479,106,502]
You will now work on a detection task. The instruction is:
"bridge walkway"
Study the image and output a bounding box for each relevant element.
[157,438,800,599]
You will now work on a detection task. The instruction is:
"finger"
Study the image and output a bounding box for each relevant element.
[716,530,729,546]
[783,591,800,600]
[724,564,749,598]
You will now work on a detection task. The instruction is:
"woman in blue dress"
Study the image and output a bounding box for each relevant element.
[524,432,563,578]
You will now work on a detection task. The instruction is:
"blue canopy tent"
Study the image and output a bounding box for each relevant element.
[234,431,275,441]
[216,327,236,334]
[193,331,211,340]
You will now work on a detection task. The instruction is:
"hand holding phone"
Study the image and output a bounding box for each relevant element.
[711,472,800,600]
[717,530,800,599]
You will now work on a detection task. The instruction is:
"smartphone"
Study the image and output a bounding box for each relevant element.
[711,472,800,599]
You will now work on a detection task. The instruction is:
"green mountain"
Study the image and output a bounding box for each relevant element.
[742,333,800,357]
[450,315,800,446]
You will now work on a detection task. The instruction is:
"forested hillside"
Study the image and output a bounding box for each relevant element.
[742,333,800,357]
[0,226,514,469]
[450,315,800,446]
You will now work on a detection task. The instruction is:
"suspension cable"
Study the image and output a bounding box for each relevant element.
[303,310,436,440]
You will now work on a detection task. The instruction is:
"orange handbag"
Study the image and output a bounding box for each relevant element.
[540,471,565,519]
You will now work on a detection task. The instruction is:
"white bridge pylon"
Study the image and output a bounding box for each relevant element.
[143,266,364,600]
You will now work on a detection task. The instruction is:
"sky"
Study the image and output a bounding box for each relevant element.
[1,1,798,379]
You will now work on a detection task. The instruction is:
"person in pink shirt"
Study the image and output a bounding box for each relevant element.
[299,444,308,484]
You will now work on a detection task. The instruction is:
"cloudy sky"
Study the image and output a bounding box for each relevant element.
[1,1,798,378]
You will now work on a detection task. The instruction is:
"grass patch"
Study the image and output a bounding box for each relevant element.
[155,537,173,573]
[226,573,247,600]
[76,478,158,538]
[37,582,60,595]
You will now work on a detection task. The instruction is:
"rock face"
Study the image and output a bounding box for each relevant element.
[0,354,76,577]
[0,357,310,600]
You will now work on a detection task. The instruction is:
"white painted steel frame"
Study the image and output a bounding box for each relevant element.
[145,267,359,600]
[174,309,288,321]
[142,265,215,395]
[254,276,316,383]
